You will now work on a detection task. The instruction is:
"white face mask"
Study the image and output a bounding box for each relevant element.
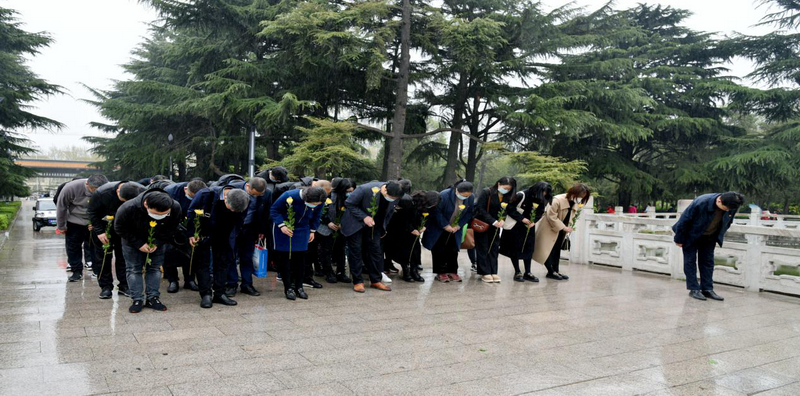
[148,211,169,220]
[498,187,510,195]
[575,197,583,204]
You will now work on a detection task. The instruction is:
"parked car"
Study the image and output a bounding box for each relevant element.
[32,198,57,232]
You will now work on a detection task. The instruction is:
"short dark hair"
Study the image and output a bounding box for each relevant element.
[413,190,440,211]
[397,178,412,194]
[303,186,326,203]
[187,180,207,195]
[566,183,591,201]
[248,177,267,193]
[150,175,168,182]
[148,180,173,191]
[720,192,744,211]
[118,182,145,201]
[144,191,173,212]
[454,181,474,194]
[385,181,404,198]
[87,174,109,188]
[271,167,288,182]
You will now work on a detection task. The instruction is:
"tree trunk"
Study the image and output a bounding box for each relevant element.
[381,137,391,181]
[178,158,186,180]
[385,0,411,180]
[465,94,481,181]
[443,73,469,187]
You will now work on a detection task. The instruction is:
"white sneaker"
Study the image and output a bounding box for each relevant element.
[381,273,392,284]
[85,262,93,269]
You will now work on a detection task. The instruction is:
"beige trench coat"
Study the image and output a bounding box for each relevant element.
[533,194,575,264]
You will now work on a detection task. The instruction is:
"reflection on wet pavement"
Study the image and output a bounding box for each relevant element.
[1,200,799,395]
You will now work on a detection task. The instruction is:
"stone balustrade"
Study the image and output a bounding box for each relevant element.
[564,197,800,297]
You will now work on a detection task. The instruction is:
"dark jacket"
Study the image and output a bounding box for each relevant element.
[186,185,245,249]
[341,181,399,238]
[229,180,273,234]
[87,181,126,237]
[318,191,345,237]
[422,188,475,250]
[672,193,737,247]
[257,168,290,192]
[273,176,315,197]
[270,189,323,252]
[475,188,514,226]
[164,182,193,219]
[114,188,182,248]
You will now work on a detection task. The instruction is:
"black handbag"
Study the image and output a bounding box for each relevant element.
[561,236,571,251]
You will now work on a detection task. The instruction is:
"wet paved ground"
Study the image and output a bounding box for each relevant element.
[1,200,800,396]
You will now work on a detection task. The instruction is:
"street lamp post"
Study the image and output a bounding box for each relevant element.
[167,133,174,181]
[248,125,256,178]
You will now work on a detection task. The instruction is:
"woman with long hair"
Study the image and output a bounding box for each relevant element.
[385,190,440,282]
[422,180,475,283]
[474,177,516,283]
[500,182,553,282]
[534,183,591,281]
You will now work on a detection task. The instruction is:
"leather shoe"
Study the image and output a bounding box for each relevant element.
[213,294,238,306]
[303,279,323,289]
[184,281,199,291]
[325,274,338,284]
[689,290,707,301]
[702,290,724,301]
[224,286,237,297]
[523,273,539,282]
[410,269,424,282]
[200,295,212,308]
[353,283,366,293]
[99,288,112,299]
[167,282,179,293]
[557,273,569,280]
[336,273,352,283]
[545,273,563,280]
[295,288,308,299]
[285,289,296,300]
[240,284,261,296]
[370,282,391,291]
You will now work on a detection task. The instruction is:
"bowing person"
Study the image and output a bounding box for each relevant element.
[186,185,250,308]
[317,178,355,284]
[270,186,326,300]
[500,182,552,282]
[340,180,404,293]
[227,177,271,297]
[534,183,591,281]
[422,180,475,283]
[87,180,145,299]
[385,191,440,282]
[474,177,516,283]
[163,179,207,293]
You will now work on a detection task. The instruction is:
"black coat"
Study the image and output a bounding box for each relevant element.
[87,181,126,237]
[341,181,398,237]
[114,188,182,248]
[384,194,422,265]
[475,188,514,226]
[186,186,245,249]
[500,191,547,259]
[228,180,273,234]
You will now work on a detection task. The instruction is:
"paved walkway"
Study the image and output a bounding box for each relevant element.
[1,201,799,395]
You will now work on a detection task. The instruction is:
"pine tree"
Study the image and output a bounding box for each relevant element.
[0,7,63,198]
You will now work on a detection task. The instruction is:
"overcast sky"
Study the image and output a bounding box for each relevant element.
[5,0,776,154]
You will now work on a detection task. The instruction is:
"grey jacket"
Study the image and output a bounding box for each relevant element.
[56,179,92,230]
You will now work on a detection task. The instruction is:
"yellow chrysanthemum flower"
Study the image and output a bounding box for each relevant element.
[286,197,294,205]
[104,215,114,221]
[371,186,380,194]
[458,204,466,210]
[422,213,429,217]
[578,204,585,208]
[194,209,204,215]
[325,198,333,205]
[149,221,157,228]
[500,202,508,209]
[340,206,345,211]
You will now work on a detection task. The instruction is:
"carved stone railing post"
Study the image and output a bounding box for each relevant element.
[743,233,766,292]
[569,196,594,265]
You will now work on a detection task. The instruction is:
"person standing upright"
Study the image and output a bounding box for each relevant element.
[57,174,109,282]
[672,192,744,301]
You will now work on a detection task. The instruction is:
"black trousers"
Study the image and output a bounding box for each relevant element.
[91,232,127,290]
[544,231,566,274]
[164,243,192,284]
[231,225,258,286]
[194,239,234,297]
[304,238,320,279]
[275,250,307,291]
[432,232,459,274]
[683,235,717,291]
[66,222,90,274]
[475,229,500,275]
[193,243,213,297]
[317,234,346,275]
[346,228,383,284]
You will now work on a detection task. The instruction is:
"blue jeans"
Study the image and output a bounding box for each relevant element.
[122,243,165,301]
[683,235,716,291]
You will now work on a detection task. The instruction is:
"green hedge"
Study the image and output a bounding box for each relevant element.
[0,202,21,231]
